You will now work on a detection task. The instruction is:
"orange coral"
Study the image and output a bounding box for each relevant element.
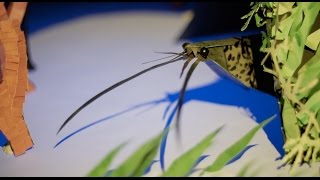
[0,2,33,156]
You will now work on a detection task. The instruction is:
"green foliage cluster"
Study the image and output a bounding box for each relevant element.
[241,2,320,173]
[87,116,274,177]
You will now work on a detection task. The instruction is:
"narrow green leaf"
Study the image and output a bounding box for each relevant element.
[241,3,260,31]
[241,10,253,20]
[204,115,276,172]
[162,126,224,177]
[241,10,254,31]
[317,112,320,128]
[87,143,126,177]
[110,131,164,177]
[254,13,266,27]
[236,164,252,177]
[130,145,158,176]
[282,98,301,140]
[236,160,256,177]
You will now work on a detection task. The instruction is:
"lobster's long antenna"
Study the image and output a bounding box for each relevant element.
[175,58,202,141]
[57,55,185,134]
[142,54,178,64]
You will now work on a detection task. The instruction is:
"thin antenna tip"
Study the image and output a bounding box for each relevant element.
[56,128,62,135]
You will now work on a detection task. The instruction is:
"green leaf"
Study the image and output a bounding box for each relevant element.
[297,41,320,73]
[282,2,320,78]
[254,13,266,27]
[109,131,164,177]
[241,10,255,31]
[295,44,320,99]
[241,3,258,19]
[278,2,295,15]
[241,11,252,20]
[309,126,317,139]
[236,160,263,177]
[275,38,289,64]
[275,13,295,40]
[306,29,320,51]
[280,5,303,77]
[87,143,126,177]
[162,126,224,177]
[241,3,260,31]
[204,115,276,172]
[297,90,320,123]
[260,31,270,52]
[282,98,301,140]
[317,111,320,128]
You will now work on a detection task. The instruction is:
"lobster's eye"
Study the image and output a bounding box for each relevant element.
[182,42,190,49]
[199,47,209,59]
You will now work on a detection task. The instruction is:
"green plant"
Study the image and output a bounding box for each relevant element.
[87,115,275,177]
[241,2,320,173]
